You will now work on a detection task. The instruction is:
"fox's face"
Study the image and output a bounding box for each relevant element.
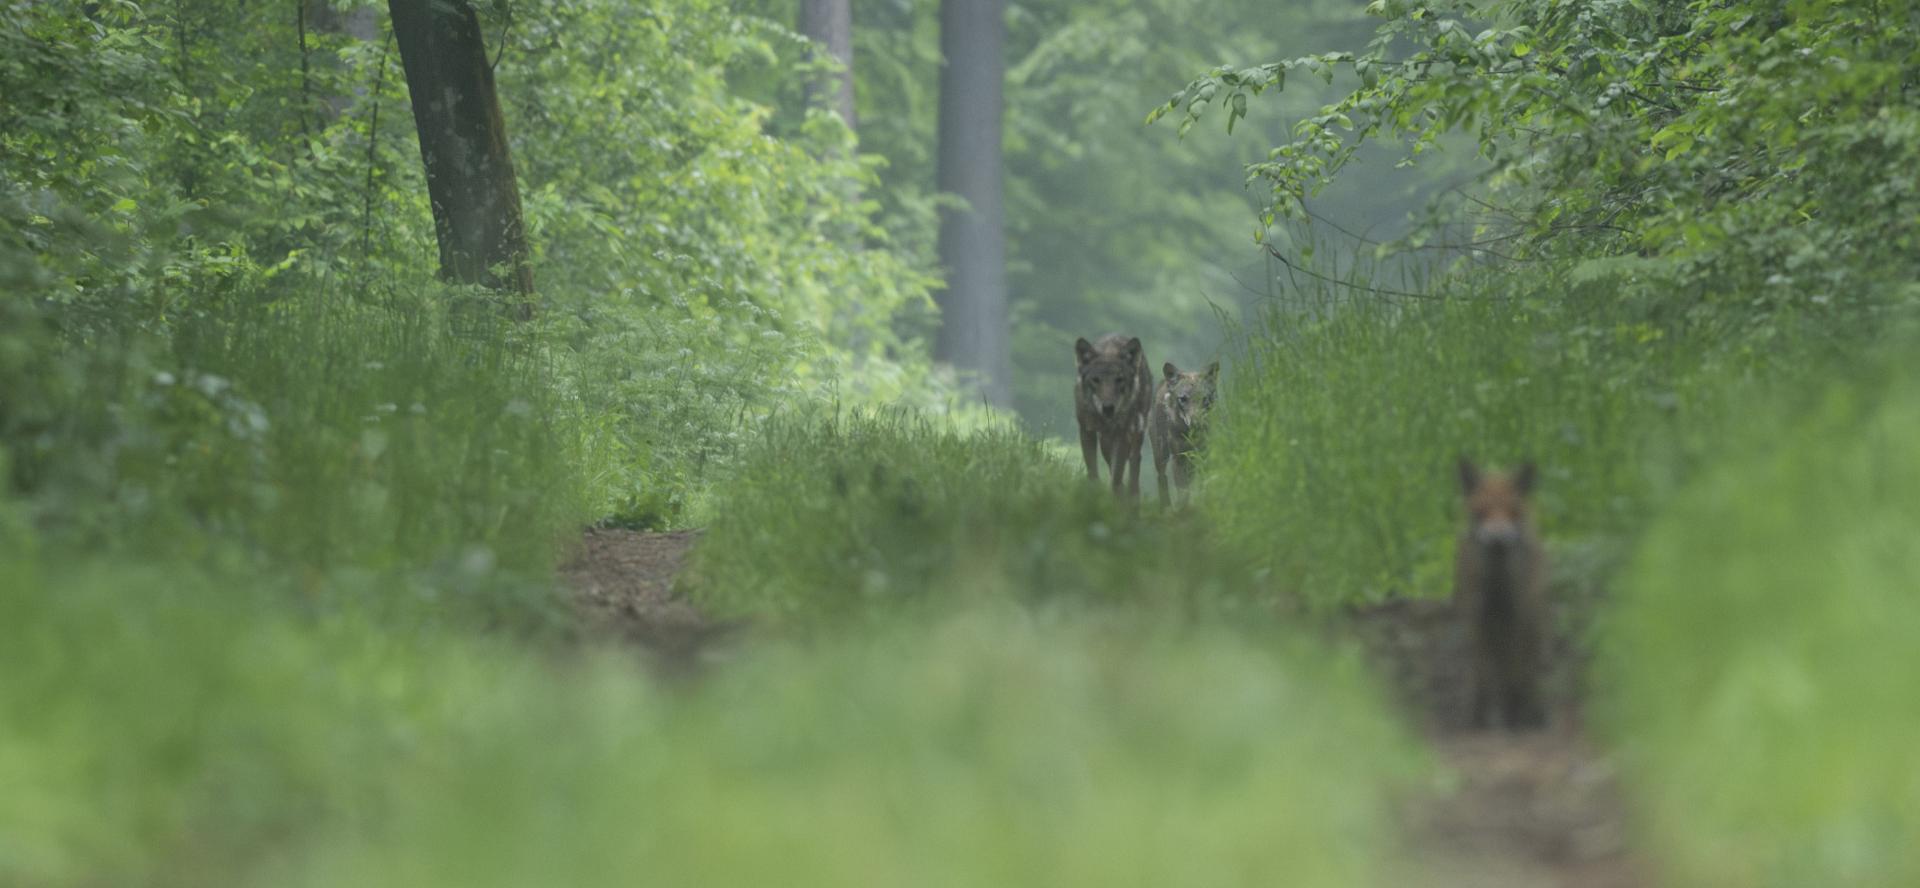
[1076,336,1143,418]
[1161,361,1219,431]
[1458,458,1538,550]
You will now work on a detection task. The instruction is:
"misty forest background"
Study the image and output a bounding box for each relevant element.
[4,0,1918,885]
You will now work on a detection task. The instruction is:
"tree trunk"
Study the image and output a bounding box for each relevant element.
[934,0,1010,406]
[309,0,377,41]
[387,0,534,313]
[797,0,855,130]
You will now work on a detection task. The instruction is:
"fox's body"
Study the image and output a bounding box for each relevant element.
[1454,459,1549,731]
[1148,361,1218,508]
[1074,334,1152,500]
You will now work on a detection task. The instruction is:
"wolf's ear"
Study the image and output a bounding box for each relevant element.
[1515,461,1538,496]
[1125,337,1143,360]
[1457,456,1480,495]
[1204,361,1220,382]
[1074,337,1095,366]
[1162,361,1180,381]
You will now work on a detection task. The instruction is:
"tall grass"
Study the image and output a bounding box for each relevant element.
[683,408,1271,622]
[1200,265,1797,606]
[1597,350,1920,887]
[7,279,601,624]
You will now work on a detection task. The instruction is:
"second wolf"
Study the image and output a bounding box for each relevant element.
[1148,361,1218,508]
[1074,334,1152,499]
[1454,458,1550,731]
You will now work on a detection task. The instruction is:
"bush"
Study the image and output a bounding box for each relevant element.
[1597,354,1920,887]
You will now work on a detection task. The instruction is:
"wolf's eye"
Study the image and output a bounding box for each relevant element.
[1178,395,1190,406]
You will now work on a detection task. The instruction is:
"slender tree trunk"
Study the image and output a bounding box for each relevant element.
[387,0,533,313]
[309,0,377,40]
[934,0,1010,406]
[302,0,379,120]
[797,0,855,130]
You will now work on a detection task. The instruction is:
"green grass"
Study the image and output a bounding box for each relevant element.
[0,529,1425,887]
[1596,353,1920,887]
[683,407,1273,623]
[5,282,607,626]
[1198,267,1796,606]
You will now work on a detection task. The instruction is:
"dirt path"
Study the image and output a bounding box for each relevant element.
[559,528,740,671]
[561,529,1650,887]
[1354,582,1651,887]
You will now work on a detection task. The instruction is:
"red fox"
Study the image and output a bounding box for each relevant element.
[1074,335,1152,500]
[1454,458,1549,730]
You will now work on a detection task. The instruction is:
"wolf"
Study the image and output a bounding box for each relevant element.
[1148,361,1218,508]
[1454,458,1550,731]
[1073,334,1152,500]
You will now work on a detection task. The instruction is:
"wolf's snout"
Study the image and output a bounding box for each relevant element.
[1475,523,1520,547]
[1101,403,1116,417]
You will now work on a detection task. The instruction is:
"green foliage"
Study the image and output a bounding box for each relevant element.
[1598,348,1920,887]
[502,0,945,390]
[685,408,1269,621]
[0,531,1422,887]
[1160,0,1920,323]
[3,0,963,548]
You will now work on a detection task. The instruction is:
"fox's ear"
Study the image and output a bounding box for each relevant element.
[1457,456,1480,495]
[1074,337,1095,366]
[1125,337,1143,360]
[1204,361,1220,382]
[1515,461,1538,496]
[1163,361,1180,381]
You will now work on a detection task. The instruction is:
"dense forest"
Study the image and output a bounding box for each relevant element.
[3,0,1916,884]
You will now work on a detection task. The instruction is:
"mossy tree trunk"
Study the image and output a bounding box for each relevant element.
[387,0,533,316]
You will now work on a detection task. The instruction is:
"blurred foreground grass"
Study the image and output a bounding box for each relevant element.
[1598,350,1920,887]
[0,505,1424,887]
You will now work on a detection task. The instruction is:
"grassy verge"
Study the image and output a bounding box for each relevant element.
[1596,350,1920,887]
[6,285,592,613]
[682,408,1272,623]
[1198,265,1805,606]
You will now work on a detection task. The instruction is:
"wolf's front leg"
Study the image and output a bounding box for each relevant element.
[1125,431,1143,500]
[1079,428,1100,483]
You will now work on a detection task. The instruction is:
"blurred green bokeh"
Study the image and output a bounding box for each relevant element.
[1599,352,1920,887]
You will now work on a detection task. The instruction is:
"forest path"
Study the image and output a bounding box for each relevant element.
[560,529,1650,887]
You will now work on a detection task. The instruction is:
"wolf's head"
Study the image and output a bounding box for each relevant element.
[1075,336,1143,419]
[1160,361,1219,434]
[1457,457,1538,551]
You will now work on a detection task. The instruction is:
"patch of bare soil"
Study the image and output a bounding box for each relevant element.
[559,528,739,670]
[1352,545,1652,887]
